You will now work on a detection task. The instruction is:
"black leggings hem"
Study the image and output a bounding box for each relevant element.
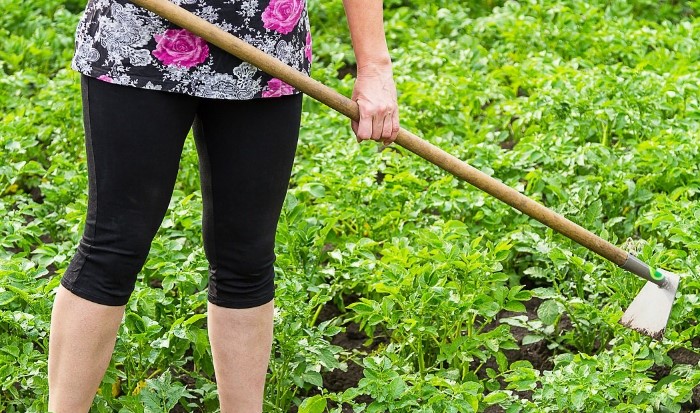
[60,277,130,306]
[207,292,275,309]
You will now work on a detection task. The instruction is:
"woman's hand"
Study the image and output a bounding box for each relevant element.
[351,62,400,146]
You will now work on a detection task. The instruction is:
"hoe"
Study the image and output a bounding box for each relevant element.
[130,0,681,340]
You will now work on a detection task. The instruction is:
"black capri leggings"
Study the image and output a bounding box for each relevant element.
[61,75,303,308]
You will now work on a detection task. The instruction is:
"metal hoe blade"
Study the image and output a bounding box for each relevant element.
[620,269,680,340]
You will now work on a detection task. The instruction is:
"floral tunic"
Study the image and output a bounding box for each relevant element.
[71,0,311,100]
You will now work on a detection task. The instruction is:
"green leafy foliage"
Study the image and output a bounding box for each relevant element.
[2,0,700,412]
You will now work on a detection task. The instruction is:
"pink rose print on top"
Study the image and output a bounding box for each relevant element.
[261,0,305,35]
[262,78,295,98]
[153,29,209,68]
[305,31,312,62]
[97,75,113,83]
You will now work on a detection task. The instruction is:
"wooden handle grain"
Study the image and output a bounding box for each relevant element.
[129,0,630,267]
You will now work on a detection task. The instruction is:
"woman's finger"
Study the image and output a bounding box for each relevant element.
[391,108,400,140]
[381,112,393,140]
[380,111,399,146]
[355,99,376,141]
[371,110,384,140]
[352,120,361,142]
[357,118,373,141]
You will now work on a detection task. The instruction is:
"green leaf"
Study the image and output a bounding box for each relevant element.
[509,360,534,370]
[1,345,20,358]
[183,313,207,326]
[140,388,163,413]
[140,371,190,413]
[302,371,323,387]
[125,313,146,334]
[2,284,30,303]
[537,299,562,325]
[521,335,544,345]
[496,352,509,372]
[503,301,526,313]
[632,359,654,372]
[0,291,16,306]
[316,347,340,369]
[20,160,45,175]
[306,183,326,198]
[388,376,407,399]
[483,391,509,405]
[299,395,327,413]
[571,389,587,410]
[532,287,557,299]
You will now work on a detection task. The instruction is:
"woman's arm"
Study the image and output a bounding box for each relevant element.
[342,0,399,145]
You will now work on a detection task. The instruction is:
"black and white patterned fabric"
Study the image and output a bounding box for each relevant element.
[71,0,312,99]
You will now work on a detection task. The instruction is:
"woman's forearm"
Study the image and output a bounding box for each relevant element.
[342,0,392,69]
[341,0,399,144]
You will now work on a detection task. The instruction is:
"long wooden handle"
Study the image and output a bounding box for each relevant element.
[129,0,630,267]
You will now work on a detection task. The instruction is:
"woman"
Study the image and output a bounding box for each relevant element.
[47,0,399,411]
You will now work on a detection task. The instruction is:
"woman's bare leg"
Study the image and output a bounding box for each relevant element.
[48,285,125,413]
[208,300,274,413]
